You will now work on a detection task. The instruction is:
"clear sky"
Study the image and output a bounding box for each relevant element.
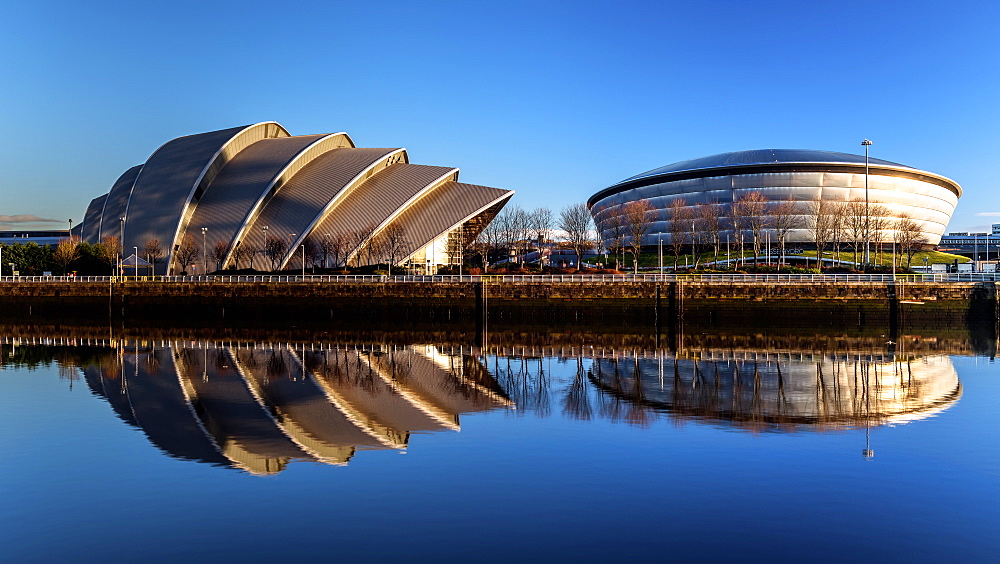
[1,0,997,232]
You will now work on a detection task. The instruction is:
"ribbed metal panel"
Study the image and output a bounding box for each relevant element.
[239,147,404,261]
[97,165,142,241]
[123,122,290,273]
[303,163,456,262]
[81,194,108,244]
[383,181,513,260]
[184,135,329,254]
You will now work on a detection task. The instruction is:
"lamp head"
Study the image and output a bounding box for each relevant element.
[861,139,873,146]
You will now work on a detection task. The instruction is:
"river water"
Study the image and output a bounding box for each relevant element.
[1,325,997,561]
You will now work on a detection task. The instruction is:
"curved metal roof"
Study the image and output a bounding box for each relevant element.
[621,149,917,183]
[81,194,108,244]
[184,134,330,254]
[123,122,289,272]
[386,180,514,264]
[97,164,142,241]
[306,163,457,264]
[239,147,404,265]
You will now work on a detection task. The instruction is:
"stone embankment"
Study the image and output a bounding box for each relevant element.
[0,278,995,325]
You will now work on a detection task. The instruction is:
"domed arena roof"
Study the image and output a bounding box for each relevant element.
[621,149,917,184]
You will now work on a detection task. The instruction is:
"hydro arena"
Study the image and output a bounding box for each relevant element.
[77,122,513,274]
[588,149,962,248]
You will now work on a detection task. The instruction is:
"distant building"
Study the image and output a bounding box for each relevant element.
[939,229,999,258]
[79,122,513,274]
[589,149,961,249]
[0,230,69,247]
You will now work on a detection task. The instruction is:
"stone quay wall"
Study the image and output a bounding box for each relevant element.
[0,279,991,302]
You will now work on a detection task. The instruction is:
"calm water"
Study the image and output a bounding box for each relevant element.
[1,330,998,561]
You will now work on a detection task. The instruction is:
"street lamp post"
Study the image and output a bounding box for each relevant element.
[134,246,138,278]
[658,233,663,274]
[262,226,269,271]
[862,139,873,268]
[119,217,125,277]
[201,227,208,275]
[690,220,696,270]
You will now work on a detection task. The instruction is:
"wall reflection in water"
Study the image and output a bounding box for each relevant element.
[82,344,512,475]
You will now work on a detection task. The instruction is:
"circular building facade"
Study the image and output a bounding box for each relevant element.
[588,149,961,248]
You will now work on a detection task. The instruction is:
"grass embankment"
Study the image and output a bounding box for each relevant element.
[588,250,970,271]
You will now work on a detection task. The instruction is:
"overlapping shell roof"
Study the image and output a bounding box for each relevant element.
[80,122,513,274]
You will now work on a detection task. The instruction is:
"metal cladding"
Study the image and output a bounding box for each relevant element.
[589,149,962,247]
[81,123,511,274]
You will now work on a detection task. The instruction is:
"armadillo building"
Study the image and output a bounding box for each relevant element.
[588,149,961,248]
[79,122,513,274]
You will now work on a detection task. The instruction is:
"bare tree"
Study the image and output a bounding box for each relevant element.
[303,239,322,271]
[697,201,724,267]
[328,233,349,268]
[143,238,163,271]
[528,207,554,259]
[174,233,200,274]
[810,200,839,270]
[474,218,502,272]
[622,200,654,274]
[494,206,530,264]
[732,191,768,265]
[770,200,799,264]
[53,237,80,275]
[666,199,689,269]
[231,241,255,270]
[263,236,288,271]
[869,204,891,266]
[843,199,868,266]
[558,203,594,269]
[211,240,229,272]
[378,224,408,274]
[319,233,342,268]
[100,235,121,274]
[830,202,848,266]
[598,207,628,270]
[894,214,924,268]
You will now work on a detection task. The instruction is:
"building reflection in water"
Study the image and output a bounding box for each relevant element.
[72,338,963,473]
[584,354,961,432]
[82,343,512,475]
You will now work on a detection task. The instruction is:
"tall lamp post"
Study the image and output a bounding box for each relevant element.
[862,139,873,268]
[119,217,125,277]
[201,227,208,275]
[262,225,269,271]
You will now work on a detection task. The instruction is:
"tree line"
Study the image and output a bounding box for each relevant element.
[593,192,927,271]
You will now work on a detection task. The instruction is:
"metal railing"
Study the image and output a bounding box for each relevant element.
[0,273,997,284]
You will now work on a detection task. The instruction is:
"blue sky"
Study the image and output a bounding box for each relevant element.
[1,0,998,232]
